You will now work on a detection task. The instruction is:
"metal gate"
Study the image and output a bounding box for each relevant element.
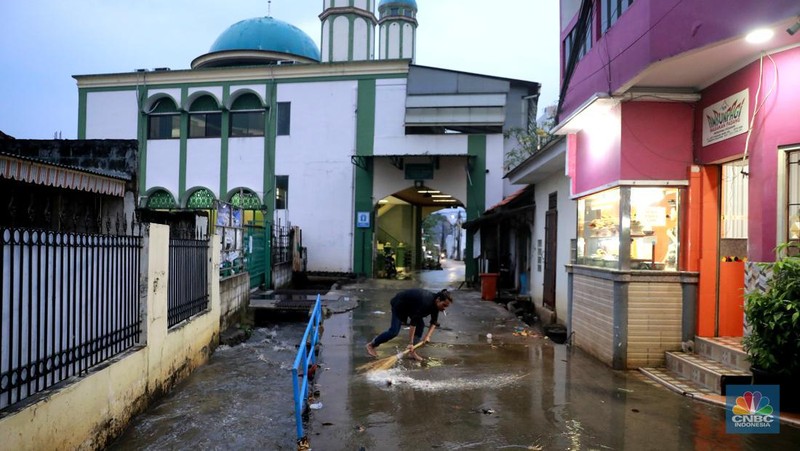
[245,224,268,290]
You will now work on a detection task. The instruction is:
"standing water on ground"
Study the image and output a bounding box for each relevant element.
[107,266,800,450]
[109,325,306,450]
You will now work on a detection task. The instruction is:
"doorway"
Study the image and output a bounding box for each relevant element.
[543,193,558,310]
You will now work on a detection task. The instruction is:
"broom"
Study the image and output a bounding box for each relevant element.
[357,342,425,372]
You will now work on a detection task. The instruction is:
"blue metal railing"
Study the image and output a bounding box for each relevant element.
[291,294,323,444]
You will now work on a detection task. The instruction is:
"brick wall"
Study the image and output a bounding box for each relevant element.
[571,267,697,369]
[572,273,615,366]
[626,281,683,368]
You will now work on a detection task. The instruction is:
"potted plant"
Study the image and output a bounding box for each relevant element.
[742,242,800,411]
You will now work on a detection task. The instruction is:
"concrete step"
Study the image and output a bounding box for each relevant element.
[665,351,751,395]
[694,336,750,372]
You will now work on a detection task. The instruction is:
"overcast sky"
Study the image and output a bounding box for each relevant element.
[0,0,560,139]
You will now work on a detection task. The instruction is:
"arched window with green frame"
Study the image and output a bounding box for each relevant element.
[230,93,266,137]
[189,95,222,138]
[229,188,263,210]
[148,97,181,140]
[186,188,216,209]
[146,189,178,209]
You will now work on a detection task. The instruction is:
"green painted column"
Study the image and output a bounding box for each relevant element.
[77,89,87,140]
[263,82,277,287]
[178,87,189,201]
[219,85,230,198]
[353,79,376,277]
[465,135,487,283]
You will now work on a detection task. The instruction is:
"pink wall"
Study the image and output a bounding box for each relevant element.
[695,47,800,260]
[571,101,694,196]
[573,104,621,195]
[620,102,694,181]
[559,0,799,120]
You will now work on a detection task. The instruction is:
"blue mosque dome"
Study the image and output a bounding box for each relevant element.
[379,0,418,8]
[192,16,320,68]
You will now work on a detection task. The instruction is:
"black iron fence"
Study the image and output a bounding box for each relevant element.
[1,225,143,411]
[272,224,291,265]
[168,227,209,328]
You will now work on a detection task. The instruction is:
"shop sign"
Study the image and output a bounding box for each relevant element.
[702,89,749,146]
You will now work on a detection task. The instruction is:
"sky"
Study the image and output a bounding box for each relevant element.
[0,0,560,140]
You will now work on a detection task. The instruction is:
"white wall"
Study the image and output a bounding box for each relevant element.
[186,138,222,196]
[531,172,575,324]
[354,17,369,60]
[332,16,350,62]
[401,23,414,60]
[275,80,358,272]
[146,139,181,199]
[387,23,400,59]
[227,137,266,201]
[85,90,139,139]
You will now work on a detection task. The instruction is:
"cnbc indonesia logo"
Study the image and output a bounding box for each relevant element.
[729,390,777,432]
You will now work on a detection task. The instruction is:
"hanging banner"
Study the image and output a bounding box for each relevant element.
[702,89,749,146]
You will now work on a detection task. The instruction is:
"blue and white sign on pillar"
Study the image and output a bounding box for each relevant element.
[356,211,371,228]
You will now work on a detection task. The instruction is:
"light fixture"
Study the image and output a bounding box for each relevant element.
[788,19,800,36]
[745,28,774,44]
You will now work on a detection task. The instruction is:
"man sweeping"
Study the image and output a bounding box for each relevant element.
[366,288,453,361]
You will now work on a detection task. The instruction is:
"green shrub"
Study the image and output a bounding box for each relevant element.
[742,243,800,376]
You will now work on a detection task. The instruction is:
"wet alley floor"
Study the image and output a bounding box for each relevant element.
[110,260,800,450]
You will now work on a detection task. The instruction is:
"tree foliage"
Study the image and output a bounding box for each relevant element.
[503,105,557,173]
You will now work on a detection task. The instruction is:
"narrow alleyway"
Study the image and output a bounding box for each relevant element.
[110,260,800,450]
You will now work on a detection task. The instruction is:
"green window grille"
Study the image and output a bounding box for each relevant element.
[231,191,262,210]
[187,188,216,209]
[146,190,177,209]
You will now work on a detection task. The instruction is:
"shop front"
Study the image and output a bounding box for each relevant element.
[568,184,698,369]
[559,99,699,370]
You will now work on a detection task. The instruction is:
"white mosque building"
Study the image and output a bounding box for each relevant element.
[74,0,540,285]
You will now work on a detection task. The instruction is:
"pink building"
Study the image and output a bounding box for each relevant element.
[555,0,800,377]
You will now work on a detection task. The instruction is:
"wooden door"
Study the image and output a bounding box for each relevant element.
[543,209,557,310]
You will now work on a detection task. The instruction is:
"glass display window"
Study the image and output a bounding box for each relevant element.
[576,186,681,271]
[577,188,620,268]
[630,187,680,271]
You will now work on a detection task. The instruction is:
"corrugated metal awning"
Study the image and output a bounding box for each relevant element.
[0,153,127,197]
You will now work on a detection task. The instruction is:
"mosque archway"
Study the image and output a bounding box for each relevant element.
[374,184,465,278]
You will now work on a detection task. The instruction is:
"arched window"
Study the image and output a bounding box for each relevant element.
[230,189,262,210]
[146,189,178,209]
[189,95,222,138]
[186,188,216,209]
[230,93,265,137]
[147,97,180,140]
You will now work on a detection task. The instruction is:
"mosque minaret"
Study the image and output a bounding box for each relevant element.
[319,0,378,62]
[378,0,418,62]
